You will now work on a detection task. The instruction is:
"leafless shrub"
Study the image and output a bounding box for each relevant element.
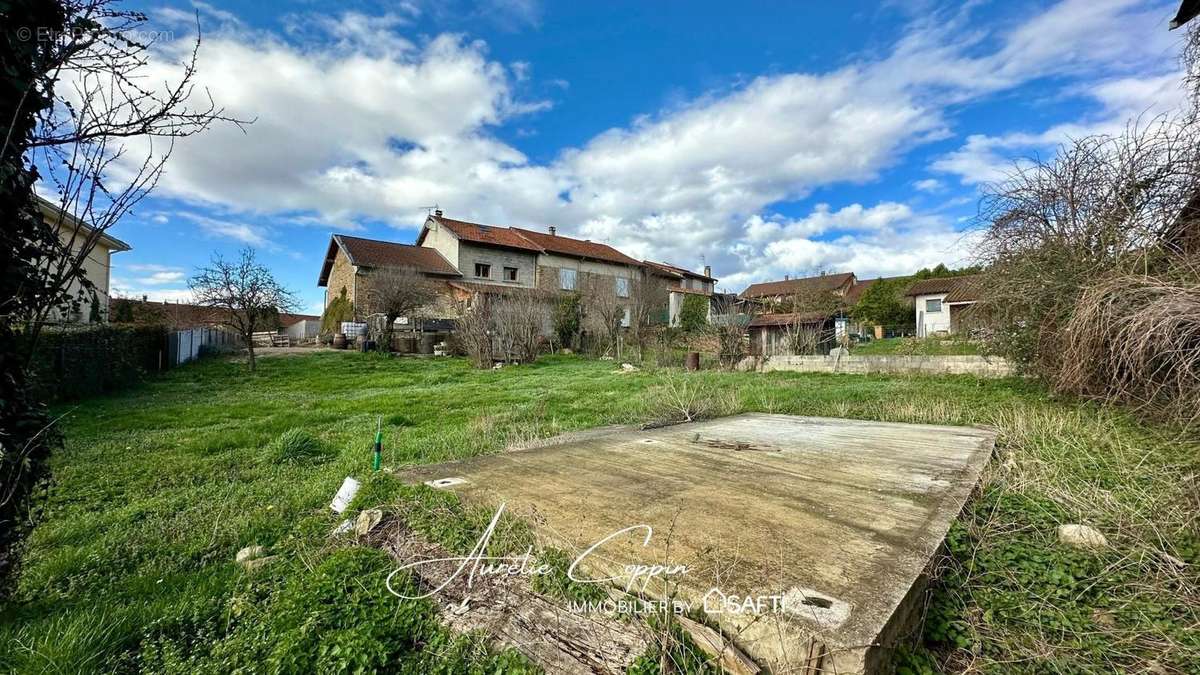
[492,291,547,364]
[643,372,738,426]
[976,117,1200,353]
[454,295,493,369]
[1057,266,1200,429]
[709,294,753,368]
[580,275,624,357]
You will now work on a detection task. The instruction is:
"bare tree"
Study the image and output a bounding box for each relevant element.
[778,287,839,354]
[364,267,440,349]
[581,275,624,357]
[492,291,548,364]
[454,294,494,368]
[14,1,249,348]
[190,248,297,372]
[628,274,670,360]
[710,294,754,368]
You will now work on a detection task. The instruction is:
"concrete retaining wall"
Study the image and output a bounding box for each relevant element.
[760,354,1016,377]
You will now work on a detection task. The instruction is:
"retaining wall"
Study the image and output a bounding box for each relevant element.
[759,354,1016,377]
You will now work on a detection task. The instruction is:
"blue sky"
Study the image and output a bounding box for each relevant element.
[98,0,1188,314]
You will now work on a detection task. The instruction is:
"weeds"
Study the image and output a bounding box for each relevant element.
[0,353,1195,672]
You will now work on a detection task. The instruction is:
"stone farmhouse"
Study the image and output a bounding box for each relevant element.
[317,211,715,333]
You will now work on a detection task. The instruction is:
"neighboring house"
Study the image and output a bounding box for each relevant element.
[642,260,716,327]
[906,275,983,337]
[320,211,714,336]
[280,312,322,341]
[317,233,462,320]
[37,196,131,323]
[740,272,857,351]
[747,311,839,356]
[415,212,688,329]
[740,271,856,308]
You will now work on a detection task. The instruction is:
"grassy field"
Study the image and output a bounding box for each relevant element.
[852,337,982,356]
[1,352,1196,673]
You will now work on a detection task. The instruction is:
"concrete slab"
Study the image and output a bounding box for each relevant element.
[395,413,995,673]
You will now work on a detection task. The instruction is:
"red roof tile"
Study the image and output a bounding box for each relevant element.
[432,216,544,253]
[318,235,460,286]
[905,274,983,302]
[741,272,856,299]
[511,227,642,266]
[749,311,831,327]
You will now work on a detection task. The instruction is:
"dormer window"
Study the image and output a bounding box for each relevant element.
[475,263,491,278]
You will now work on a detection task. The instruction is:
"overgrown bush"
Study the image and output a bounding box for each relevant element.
[319,287,354,335]
[552,292,582,349]
[677,294,709,332]
[975,115,1200,428]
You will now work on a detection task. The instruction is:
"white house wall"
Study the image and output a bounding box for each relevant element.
[915,292,950,337]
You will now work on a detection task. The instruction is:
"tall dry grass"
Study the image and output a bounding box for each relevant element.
[1057,266,1200,430]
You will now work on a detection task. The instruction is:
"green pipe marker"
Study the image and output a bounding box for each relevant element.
[372,416,383,471]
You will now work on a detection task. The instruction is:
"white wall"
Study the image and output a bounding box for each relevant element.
[419,219,460,270]
[49,225,117,323]
[915,293,950,337]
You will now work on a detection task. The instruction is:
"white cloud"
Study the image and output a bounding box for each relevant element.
[124,0,1183,287]
[123,264,188,285]
[109,280,194,303]
[914,178,943,192]
[933,71,1187,184]
[179,213,272,247]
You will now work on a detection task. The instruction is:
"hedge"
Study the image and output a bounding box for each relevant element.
[28,324,168,402]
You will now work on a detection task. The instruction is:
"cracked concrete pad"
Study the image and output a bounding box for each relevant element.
[396,413,995,674]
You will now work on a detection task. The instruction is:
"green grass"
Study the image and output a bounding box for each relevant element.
[1,352,1196,673]
[852,336,982,356]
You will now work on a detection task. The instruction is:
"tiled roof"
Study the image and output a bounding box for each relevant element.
[512,227,642,266]
[741,272,856,299]
[643,260,715,281]
[278,312,320,327]
[432,216,544,253]
[905,274,983,303]
[749,311,831,327]
[420,214,643,267]
[319,235,461,286]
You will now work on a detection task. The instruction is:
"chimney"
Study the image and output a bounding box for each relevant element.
[433,208,443,217]
[142,294,148,302]
[784,274,789,281]
[703,265,711,278]
[549,226,557,236]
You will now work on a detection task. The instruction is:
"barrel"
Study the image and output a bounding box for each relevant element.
[332,333,347,350]
[685,351,700,371]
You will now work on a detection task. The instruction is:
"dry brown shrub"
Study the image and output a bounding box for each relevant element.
[1057,265,1200,430]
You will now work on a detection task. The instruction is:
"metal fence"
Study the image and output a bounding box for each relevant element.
[167,327,240,367]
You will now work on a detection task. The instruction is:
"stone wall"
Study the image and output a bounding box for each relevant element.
[324,249,356,309]
[759,354,1016,377]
